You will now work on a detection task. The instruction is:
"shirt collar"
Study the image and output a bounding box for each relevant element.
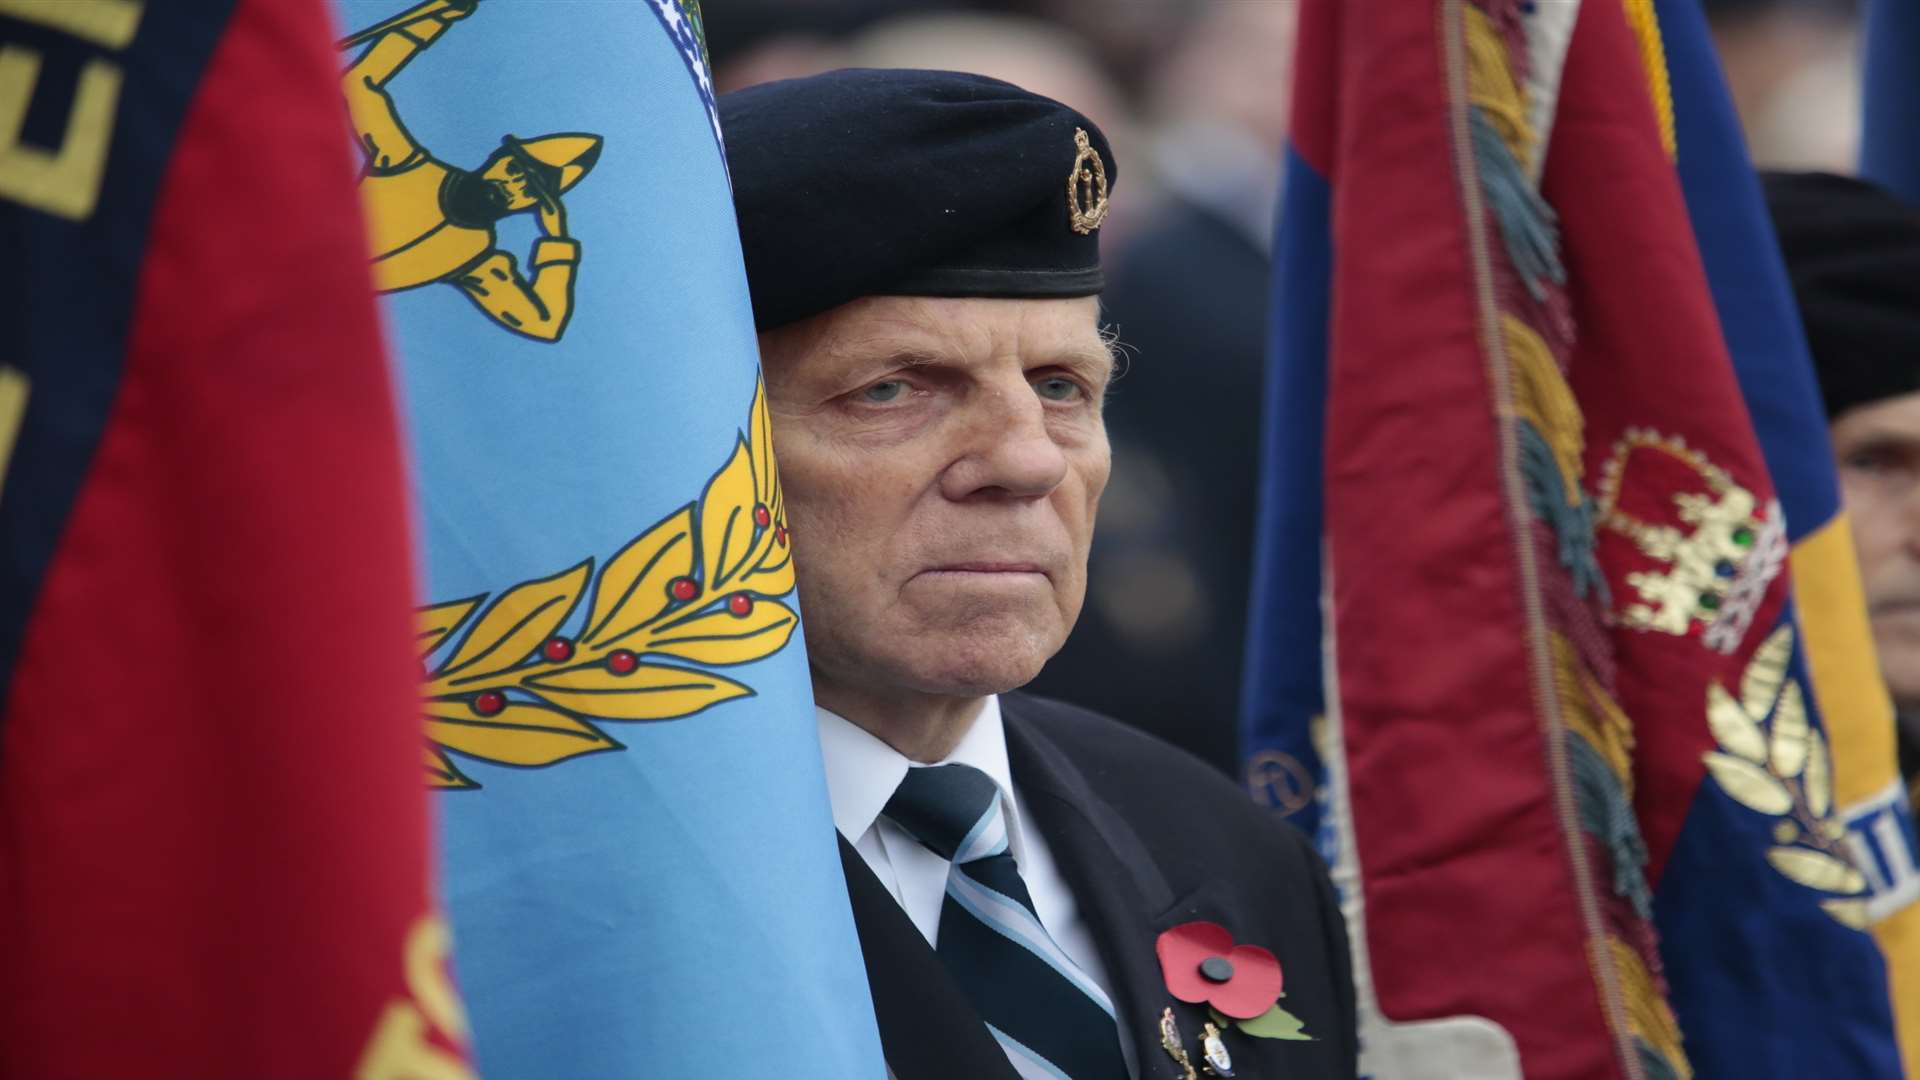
[815,694,1027,862]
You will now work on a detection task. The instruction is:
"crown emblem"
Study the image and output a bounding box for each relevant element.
[1067,127,1109,235]
[1594,429,1783,648]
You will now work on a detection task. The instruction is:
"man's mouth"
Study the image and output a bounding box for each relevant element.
[914,562,1052,583]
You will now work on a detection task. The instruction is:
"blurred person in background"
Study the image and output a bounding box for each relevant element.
[704,0,887,92]
[845,10,1151,241]
[1025,2,1297,778]
[1707,0,1861,170]
[1765,170,1920,808]
[1002,0,1193,101]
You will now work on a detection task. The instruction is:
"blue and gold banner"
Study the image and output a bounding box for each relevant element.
[333,1,885,1074]
[1655,0,1920,1066]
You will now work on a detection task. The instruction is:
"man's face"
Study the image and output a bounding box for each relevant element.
[481,155,538,212]
[1834,390,1920,707]
[759,295,1112,702]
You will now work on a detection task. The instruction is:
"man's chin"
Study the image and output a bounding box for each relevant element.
[895,626,1060,697]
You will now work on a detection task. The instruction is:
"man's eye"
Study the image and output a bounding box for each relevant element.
[862,380,906,403]
[1845,448,1903,475]
[1034,377,1082,402]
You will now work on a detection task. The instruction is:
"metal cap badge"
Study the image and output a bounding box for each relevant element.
[1067,127,1109,235]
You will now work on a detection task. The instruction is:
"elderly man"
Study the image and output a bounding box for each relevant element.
[1765,171,1920,808]
[719,70,1356,1080]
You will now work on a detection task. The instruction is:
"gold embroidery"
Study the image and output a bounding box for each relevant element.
[1066,127,1108,235]
[1594,430,1770,638]
[1700,624,1872,927]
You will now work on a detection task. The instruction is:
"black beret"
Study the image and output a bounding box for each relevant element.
[719,68,1117,330]
[1762,171,1920,418]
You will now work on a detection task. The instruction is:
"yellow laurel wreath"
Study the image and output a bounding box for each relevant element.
[1701,624,1870,926]
[416,379,797,789]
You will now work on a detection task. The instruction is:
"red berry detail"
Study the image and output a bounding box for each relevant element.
[473,690,506,716]
[728,593,754,617]
[776,526,788,547]
[607,649,639,675]
[669,577,700,602]
[542,637,574,663]
[753,504,772,527]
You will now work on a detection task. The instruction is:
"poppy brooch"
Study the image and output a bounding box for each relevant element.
[1155,921,1313,1077]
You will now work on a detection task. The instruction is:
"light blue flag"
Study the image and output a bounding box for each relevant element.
[331,1,886,1075]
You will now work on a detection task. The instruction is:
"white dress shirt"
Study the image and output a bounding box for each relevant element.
[816,694,1116,1003]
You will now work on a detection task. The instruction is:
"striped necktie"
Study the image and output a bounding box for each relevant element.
[882,763,1128,1080]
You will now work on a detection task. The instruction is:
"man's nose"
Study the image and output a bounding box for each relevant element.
[939,383,1070,501]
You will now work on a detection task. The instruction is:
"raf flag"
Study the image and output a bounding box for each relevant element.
[1245,0,1909,1077]
[2,0,465,1076]
[1862,0,1920,203]
[332,0,887,1076]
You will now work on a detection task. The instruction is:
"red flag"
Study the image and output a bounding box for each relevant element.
[0,0,466,1074]
[1247,0,1906,1075]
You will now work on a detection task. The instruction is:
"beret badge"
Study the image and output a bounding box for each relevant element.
[1067,127,1110,235]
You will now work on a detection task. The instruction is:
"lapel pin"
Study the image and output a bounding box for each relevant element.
[1200,1022,1235,1077]
[1158,1007,1197,1080]
[1157,921,1316,1044]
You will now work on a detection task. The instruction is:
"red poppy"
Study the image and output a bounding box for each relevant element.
[1155,921,1283,1020]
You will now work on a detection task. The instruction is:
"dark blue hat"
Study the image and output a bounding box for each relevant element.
[719,68,1117,330]
[1762,171,1920,417]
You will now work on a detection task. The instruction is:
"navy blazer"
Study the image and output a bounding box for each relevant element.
[840,692,1359,1080]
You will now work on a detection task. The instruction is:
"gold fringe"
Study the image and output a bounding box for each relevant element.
[1463,4,1535,170]
[1621,0,1678,159]
[1610,937,1695,1079]
[1505,315,1584,500]
[1552,632,1636,788]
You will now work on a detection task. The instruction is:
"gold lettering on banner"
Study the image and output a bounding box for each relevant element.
[0,0,145,49]
[0,0,145,221]
[0,47,122,221]
[357,914,475,1080]
[0,366,26,505]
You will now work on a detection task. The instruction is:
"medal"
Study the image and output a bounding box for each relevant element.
[1158,1007,1197,1080]
[1200,1021,1235,1077]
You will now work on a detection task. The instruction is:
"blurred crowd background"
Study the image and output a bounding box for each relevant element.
[705,0,1871,778]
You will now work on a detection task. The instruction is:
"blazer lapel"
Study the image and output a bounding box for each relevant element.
[1001,698,1182,1079]
[837,836,1022,1080]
